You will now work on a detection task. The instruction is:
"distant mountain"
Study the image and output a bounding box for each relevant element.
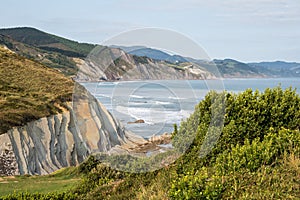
[113,46,188,63]
[109,45,147,53]
[1,27,298,79]
[212,59,262,78]
[248,61,300,77]
[116,45,300,78]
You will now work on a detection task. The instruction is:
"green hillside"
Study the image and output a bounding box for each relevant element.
[0,27,95,57]
[2,86,299,199]
[249,61,300,77]
[0,46,73,134]
[213,59,261,77]
[0,27,96,76]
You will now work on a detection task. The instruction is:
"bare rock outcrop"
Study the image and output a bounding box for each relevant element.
[75,47,215,82]
[0,85,145,175]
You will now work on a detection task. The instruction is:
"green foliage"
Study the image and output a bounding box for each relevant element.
[50,34,96,57]
[93,151,179,173]
[0,191,78,200]
[78,155,100,175]
[176,87,299,166]
[216,128,300,175]
[169,128,300,199]
[2,87,299,199]
[172,123,178,139]
[169,87,300,199]
[169,168,223,200]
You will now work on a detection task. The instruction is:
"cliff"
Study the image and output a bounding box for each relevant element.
[75,47,215,81]
[0,84,145,175]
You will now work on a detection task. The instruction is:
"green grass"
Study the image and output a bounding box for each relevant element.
[0,46,74,134]
[0,167,80,197]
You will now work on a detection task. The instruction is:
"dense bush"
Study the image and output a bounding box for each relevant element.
[169,87,300,199]
[216,128,300,175]
[2,87,299,199]
[169,128,300,199]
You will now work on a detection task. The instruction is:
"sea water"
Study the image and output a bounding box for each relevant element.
[82,78,300,138]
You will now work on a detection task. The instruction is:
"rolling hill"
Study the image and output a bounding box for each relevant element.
[249,61,300,77]
[213,59,261,77]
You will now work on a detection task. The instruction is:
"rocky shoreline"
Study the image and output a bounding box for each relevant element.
[107,132,173,156]
[130,133,172,154]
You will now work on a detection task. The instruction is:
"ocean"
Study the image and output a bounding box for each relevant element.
[82,78,300,138]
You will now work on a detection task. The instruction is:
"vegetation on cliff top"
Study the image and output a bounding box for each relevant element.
[0,27,96,76]
[0,27,95,58]
[1,86,299,199]
[0,46,73,134]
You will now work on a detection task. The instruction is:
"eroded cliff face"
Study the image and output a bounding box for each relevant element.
[0,85,145,175]
[75,47,215,82]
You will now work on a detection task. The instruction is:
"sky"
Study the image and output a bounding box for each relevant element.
[1,0,300,62]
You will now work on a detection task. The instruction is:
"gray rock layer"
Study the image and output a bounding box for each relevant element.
[0,85,145,175]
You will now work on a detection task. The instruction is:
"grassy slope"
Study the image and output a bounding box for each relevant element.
[0,46,73,134]
[0,34,78,76]
[0,27,96,76]
[0,167,80,197]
